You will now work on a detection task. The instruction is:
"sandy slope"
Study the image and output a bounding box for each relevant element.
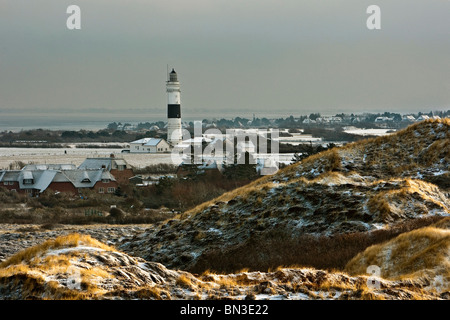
[346,217,450,293]
[0,233,446,300]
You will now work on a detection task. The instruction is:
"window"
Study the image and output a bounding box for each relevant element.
[9,182,14,185]
[81,178,91,183]
[107,187,115,194]
[23,179,33,185]
[3,182,7,186]
[101,179,110,183]
[98,187,104,193]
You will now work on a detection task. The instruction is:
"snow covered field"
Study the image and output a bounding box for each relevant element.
[0,147,178,169]
[277,133,322,145]
[343,127,396,136]
[0,147,296,170]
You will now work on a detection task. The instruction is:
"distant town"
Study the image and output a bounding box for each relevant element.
[107,109,450,132]
[1,110,448,149]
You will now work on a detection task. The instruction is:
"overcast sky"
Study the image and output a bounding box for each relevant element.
[0,0,449,121]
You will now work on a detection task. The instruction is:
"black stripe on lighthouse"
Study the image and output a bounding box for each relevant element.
[168,104,181,118]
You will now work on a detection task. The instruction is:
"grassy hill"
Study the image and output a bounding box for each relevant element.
[118,119,449,273]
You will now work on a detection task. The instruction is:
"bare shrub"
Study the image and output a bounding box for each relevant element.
[189,215,446,274]
[109,207,125,220]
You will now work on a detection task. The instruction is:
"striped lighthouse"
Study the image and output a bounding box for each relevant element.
[166,68,183,146]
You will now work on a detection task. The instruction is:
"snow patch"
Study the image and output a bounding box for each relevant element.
[429,275,445,292]
[45,246,106,257]
[207,228,223,236]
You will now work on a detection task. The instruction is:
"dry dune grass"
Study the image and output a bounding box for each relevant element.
[433,217,450,229]
[422,139,449,166]
[0,234,115,269]
[345,218,450,285]
[345,118,449,151]
[181,175,273,218]
[366,178,449,222]
[309,118,448,178]
[0,234,118,299]
[1,231,448,300]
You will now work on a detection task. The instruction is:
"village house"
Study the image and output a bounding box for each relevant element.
[416,115,430,121]
[302,118,316,125]
[78,154,134,184]
[55,169,118,195]
[402,115,416,122]
[330,116,343,123]
[129,138,171,153]
[0,155,134,197]
[315,117,330,124]
[375,116,394,123]
[176,159,224,178]
[0,171,21,193]
[23,164,77,171]
[129,175,144,186]
[0,168,118,197]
